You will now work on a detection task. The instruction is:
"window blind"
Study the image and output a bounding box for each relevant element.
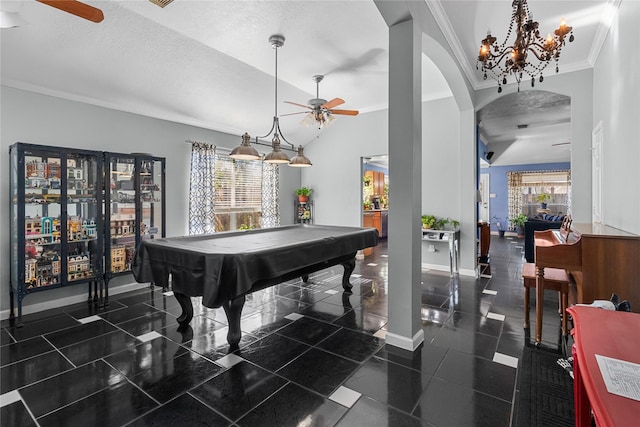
[214,155,262,211]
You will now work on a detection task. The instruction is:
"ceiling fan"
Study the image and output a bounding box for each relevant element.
[36,0,104,23]
[284,75,359,129]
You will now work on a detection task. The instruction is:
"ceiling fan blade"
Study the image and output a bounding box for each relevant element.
[329,109,359,116]
[283,101,311,110]
[36,0,104,23]
[322,98,345,110]
[280,111,308,117]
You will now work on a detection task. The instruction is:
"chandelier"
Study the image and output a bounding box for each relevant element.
[477,0,574,93]
[230,35,312,167]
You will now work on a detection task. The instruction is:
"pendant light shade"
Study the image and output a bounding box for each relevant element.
[263,134,290,164]
[289,146,312,168]
[230,132,260,161]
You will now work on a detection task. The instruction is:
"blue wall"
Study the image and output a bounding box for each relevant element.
[363,163,388,174]
[482,162,570,231]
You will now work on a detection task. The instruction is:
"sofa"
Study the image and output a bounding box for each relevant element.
[524,214,566,263]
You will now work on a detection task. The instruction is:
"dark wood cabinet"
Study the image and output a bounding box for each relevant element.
[572,223,640,311]
[365,170,385,196]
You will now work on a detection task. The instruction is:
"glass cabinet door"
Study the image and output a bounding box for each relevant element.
[139,158,164,241]
[65,152,101,282]
[23,149,63,288]
[108,156,137,274]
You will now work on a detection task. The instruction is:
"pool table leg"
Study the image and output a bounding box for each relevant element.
[223,295,246,346]
[174,291,194,326]
[341,258,356,292]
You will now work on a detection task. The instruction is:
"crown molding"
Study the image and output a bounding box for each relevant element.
[426,0,481,90]
[587,0,621,66]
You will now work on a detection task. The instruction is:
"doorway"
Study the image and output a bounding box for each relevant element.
[479,173,490,222]
[361,155,389,241]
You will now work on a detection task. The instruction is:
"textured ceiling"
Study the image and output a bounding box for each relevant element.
[1,0,613,165]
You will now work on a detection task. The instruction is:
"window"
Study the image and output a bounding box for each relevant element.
[508,170,571,220]
[214,155,263,231]
[188,141,280,235]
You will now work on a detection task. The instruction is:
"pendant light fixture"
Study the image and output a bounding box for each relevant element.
[230,35,312,167]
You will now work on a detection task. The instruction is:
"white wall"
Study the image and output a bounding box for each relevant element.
[301,108,387,228]
[302,96,471,272]
[593,0,640,234]
[0,86,300,316]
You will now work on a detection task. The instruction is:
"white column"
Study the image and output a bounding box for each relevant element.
[385,18,424,351]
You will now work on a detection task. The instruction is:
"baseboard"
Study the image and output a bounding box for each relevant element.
[0,281,149,322]
[385,329,425,351]
[491,231,518,237]
[421,263,475,277]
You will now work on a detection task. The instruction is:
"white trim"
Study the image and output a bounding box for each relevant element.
[587,0,622,66]
[421,263,475,277]
[385,329,425,351]
[0,281,150,321]
[427,1,478,89]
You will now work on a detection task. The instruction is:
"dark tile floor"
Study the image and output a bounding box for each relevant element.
[1,235,566,426]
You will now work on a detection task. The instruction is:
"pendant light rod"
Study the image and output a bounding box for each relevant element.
[255,35,294,150]
[232,34,311,167]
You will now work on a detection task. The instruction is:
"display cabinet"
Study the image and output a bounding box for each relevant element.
[104,153,165,294]
[9,143,104,325]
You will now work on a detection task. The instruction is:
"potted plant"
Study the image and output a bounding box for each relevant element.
[295,187,312,203]
[434,218,448,230]
[535,192,552,209]
[492,215,506,237]
[509,213,528,237]
[421,214,436,229]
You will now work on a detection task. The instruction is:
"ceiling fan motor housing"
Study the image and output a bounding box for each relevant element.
[308,98,327,108]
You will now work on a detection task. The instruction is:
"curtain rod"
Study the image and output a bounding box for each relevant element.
[185,139,231,153]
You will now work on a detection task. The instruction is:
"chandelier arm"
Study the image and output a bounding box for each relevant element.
[251,138,296,153]
[525,47,553,62]
[481,49,516,69]
[275,118,296,150]
[255,117,277,140]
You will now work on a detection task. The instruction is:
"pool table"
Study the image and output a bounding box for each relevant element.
[132,224,379,345]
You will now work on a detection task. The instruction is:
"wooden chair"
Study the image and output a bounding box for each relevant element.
[522,262,570,342]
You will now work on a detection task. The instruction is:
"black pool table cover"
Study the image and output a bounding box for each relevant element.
[132,224,379,308]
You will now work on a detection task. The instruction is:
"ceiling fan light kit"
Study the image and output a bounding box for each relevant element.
[476,0,574,93]
[284,74,359,130]
[230,35,312,167]
[0,11,28,28]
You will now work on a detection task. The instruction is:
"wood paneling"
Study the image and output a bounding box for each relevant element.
[573,224,640,311]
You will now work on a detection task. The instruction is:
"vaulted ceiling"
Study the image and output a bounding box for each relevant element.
[1,1,614,165]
